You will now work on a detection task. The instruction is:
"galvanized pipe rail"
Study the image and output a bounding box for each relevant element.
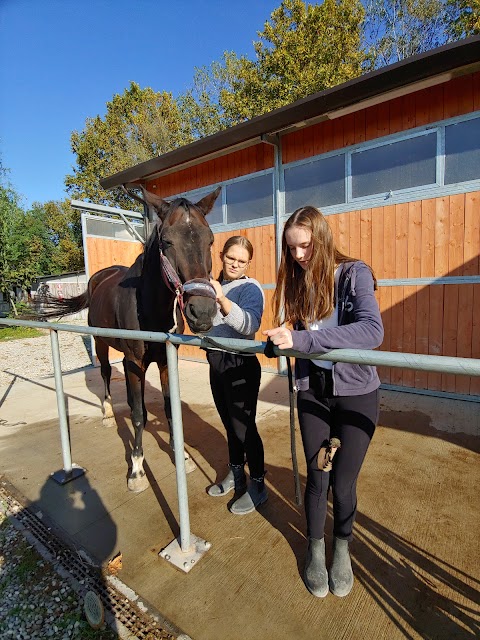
[2,317,480,570]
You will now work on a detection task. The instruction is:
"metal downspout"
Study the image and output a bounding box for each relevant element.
[261,134,287,374]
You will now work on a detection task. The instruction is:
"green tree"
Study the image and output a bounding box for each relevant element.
[65,82,190,207]
[219,0,366,123]
[41,200,84,273]
[445,0,480,38]
[0,167,23,298]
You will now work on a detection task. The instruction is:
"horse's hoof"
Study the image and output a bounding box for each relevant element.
[102,416,116,428]
[127,473,149,493]
[184,457,197,474]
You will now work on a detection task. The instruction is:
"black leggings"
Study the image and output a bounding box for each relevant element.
[297,364,379,541]
[207,350,264,478]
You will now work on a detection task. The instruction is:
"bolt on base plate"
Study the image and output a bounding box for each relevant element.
[159,534,211,573]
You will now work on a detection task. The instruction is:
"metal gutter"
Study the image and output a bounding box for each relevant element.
[100,37,480,190]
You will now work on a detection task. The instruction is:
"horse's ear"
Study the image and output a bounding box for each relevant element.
[196,187,221,216]
[124,183,170,222]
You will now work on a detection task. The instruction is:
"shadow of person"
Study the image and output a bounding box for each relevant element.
[30,472,117,568]
[352,510,480,640]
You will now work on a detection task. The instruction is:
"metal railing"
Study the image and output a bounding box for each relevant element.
[2,316,480,570]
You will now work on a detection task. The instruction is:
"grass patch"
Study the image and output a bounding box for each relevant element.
[0,325,45,341]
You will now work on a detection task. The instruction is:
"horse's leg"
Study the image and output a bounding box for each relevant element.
[95,338,115,427]
[158,362,196,474]
[125,359,149,493]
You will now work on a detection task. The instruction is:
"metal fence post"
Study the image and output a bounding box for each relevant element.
[158,340,211,572]
[49,328,85,484]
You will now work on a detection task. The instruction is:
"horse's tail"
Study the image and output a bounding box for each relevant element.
[31,290,90,320]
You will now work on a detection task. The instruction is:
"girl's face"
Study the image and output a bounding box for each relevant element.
[221,244,250,280]
[285,226,313,270]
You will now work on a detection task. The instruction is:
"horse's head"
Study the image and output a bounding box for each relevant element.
[126,184,220,334]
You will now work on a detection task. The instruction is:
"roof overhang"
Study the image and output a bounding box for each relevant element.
[101,36,480,191]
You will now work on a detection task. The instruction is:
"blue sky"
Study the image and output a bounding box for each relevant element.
[0,0,282,208]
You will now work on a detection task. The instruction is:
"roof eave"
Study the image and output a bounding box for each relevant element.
[100,36,480,191]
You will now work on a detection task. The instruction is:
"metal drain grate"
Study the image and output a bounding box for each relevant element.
[0,484,189,640]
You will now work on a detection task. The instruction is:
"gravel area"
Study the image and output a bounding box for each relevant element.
[0,498,119,639]
[0,322,93,388]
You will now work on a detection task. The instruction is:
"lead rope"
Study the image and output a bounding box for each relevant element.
[287,356,302,507]
[264,339,302,507]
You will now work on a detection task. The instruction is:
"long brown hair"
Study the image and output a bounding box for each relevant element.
[217,235,253,281]
[272,206,374,326]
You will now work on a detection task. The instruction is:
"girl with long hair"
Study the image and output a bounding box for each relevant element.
[264,206,384,597]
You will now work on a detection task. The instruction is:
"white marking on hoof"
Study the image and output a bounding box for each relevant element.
[127,473,149,493]
[102,416,116,429]
[103,397,114,420]
[184,455,197,474]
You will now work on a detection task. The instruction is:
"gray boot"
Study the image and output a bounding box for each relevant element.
[329,537,354,597]
[304,537,329,598]
[230,474,268,515]
[207,464,246,497]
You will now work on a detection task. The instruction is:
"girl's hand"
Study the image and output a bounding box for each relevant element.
[263,327,293,350]
[210,279,224,302]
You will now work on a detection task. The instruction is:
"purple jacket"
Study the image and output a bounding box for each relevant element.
[292,261,384,396]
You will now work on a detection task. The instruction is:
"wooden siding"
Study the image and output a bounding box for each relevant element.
[282,71,480,164]
[86,236,143,361]
[327,191,480,395]
[147,144,274,197]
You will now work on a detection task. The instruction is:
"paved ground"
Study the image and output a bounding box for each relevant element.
[0,348,479,640]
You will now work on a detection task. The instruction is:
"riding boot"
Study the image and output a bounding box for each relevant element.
[230,473,268,515]
[329,537,354,597]
[207,464,247,497]
[304,537,329,598]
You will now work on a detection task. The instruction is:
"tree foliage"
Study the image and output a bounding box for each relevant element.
[216,0,366,123]
[65,82,190,207]
[446,0,480,38]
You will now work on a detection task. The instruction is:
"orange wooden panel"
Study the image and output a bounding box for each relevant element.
[441,284,459,392]
[407,201,422,278]
[370,208,384,280]
[378,286,392,384]
[415,87,431,127]
[376,101,390,138]
[354,110,366,144]
[463,191,480,276]
[401,94,416,130]
[388,96,403,134]
[395,203,408,279]
[383,205,396,279]
[390,286,404,386]
[333,118,344,150]
[474,71,480,110]
[86,237,143,277]
[456,283,474,395]
[323,119,335,154]
[448,193,465,276]
[414,285,430,390]
[427,83,444,123]
[349,209,361,258]
[402,285,417,387]
[470,284,480,395]
[420,199,435,277]
[427,285,443,391]
[360,208,372,267]
[434,196,449,277]
[343,113,356,147]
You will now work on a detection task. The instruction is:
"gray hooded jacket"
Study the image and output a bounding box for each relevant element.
[292,261,384,396]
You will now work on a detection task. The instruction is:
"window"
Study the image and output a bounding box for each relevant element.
[186,188,223,225]
[85,217,145,241]
[445,117,480,184]
[351,132,437,199]
[284,154,345,212]
[225,173,273,224]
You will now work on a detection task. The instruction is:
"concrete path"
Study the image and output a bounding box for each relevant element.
[0,359,479,640]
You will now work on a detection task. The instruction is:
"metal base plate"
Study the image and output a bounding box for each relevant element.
[159,534,211,573]
[50,463,86,485]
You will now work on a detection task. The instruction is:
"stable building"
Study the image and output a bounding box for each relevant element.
[95,36,480,401]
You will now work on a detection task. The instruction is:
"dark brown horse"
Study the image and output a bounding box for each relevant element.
[37,186,220,492]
